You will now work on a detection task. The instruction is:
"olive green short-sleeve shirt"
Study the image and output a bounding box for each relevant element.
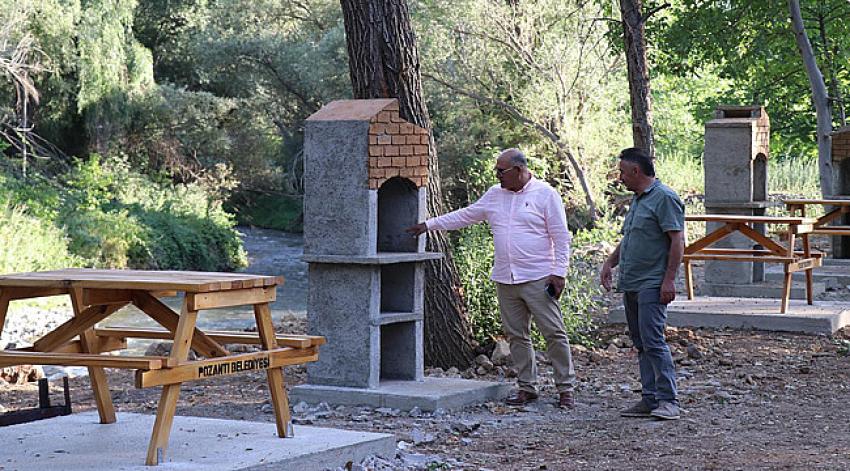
[618,180,685,292]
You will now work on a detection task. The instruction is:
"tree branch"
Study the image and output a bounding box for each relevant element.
[423,73,598,221]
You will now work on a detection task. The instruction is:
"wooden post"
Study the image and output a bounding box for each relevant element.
[254,302,292,438]
[145,297,198,466]
[802,233,814,305]
[70,288,116,424]
[683,260,694,300]
[781,231,797,314]
[0,290,10,341]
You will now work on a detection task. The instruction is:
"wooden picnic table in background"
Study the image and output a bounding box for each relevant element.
[0,269,324,466]
[783,198,850,236]
[683,215,822,313]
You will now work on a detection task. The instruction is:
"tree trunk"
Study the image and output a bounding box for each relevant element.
[789,0,833,197]
[619,0,656,158]
[814,7,846,127]
[339,0,476,368]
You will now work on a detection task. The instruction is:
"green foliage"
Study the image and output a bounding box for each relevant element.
[0,171,62,221]
[651,0,850,156]
[77,0,155,151]
[134,0,349,197]
[0,156,246,272]
[652,72,732,160]
[419,0,632,227]
[769,154,821,198]
[63,208,143,268]
[57,155,247,270]
[835,339,850,357]
[0,204,81,273]
[453,222,602,349]
[655,151,704,197]
[227,193,304,232]
[131,208,246,271]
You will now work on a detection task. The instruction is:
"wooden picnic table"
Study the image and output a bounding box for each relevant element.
[783,198,850,236]
[683,215,822,313]
[0,269,324,466]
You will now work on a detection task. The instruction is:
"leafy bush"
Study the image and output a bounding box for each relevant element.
[453,222,602,349]
[57,155,247,271]
[226,192,304,232]
[131,208,246,271]
[62,208,143,268]
[0,204,81,273]
[0,155,247,273]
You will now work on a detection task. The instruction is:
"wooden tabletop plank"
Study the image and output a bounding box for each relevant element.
[783,198,850,205]
[0,269,282,292]
[685,214,818,225]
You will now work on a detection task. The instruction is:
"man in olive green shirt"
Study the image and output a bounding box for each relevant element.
[601,147,685,420]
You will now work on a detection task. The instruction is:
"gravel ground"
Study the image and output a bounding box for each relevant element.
[2,315,850,470]
[3,253,850,469]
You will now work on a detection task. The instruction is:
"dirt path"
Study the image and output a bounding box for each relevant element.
[2,322,849,470]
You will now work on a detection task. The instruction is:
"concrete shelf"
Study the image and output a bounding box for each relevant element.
[302,251,442,265]
[373,311,422,325]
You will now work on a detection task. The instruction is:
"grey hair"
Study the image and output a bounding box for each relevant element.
[501,148,527,167]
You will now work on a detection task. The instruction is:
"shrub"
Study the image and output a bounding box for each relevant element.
[132,208,247,271]
[55,154,247,270]
[453,223,602,349]
[62,208,143,268]
[0,204,81,273]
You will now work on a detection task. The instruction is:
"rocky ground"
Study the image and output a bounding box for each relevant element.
[3,248,850,469]
[2,310,850,470]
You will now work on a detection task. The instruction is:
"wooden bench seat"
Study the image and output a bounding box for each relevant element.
[94,327,326,349]
[0,351,165,370]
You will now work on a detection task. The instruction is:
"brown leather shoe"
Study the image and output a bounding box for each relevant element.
[558,391,575,409]
[505,390,539,406]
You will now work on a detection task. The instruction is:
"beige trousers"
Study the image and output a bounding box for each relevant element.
[496,277,576,393]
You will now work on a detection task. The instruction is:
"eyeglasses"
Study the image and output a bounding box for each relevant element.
[495,166,517,177]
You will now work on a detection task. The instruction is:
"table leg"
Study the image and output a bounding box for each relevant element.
[683,260,694,300]
[781,269,792,314]
[254,302,292,438]
[146,297,198,466]
[781,231,796,314]
[70,289,116,424]
[0,290,10,340]
[802,233,813,305]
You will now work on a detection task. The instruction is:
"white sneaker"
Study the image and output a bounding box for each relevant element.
[650,400,680,420]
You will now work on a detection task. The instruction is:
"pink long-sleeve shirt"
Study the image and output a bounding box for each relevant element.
[426,177,572,284]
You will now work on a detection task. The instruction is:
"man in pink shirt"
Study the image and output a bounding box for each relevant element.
[407,148,577,408]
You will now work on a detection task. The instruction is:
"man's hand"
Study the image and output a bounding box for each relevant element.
[547,274,566,299]
[660,278,676,304]
[405,223,428,237]
[600,263,613,291]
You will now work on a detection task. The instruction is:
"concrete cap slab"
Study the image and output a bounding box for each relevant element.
[307,99,398,122]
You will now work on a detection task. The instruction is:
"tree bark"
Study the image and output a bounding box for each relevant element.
[789,0,833,197]
[814,6,846,127]
[339,0,475,368]
[619,0,656,158]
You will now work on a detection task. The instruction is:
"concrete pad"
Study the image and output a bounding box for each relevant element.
[0,412,395,471]
[764,265,850,289]
[608,297,850,335]
[702,281,825,299]
[290,377,511,411]
[823,258,850,266]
